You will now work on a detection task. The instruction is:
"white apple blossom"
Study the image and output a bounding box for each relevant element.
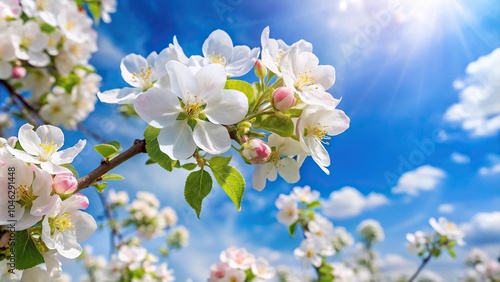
[260,26,312,76]
[11,20,49,67]
[20,0,63,27]
[41,194,97,259]
[7,124,86,174]
[292,185,320,203]
[192,29,259,77]
[0,33,16,79]
[108,189,129,206]
[275,194,299,226]
[209,262,230,282]
[357,219,385,243]
[56,2,93,43]
[429,217,465,246]
[251,257,276,280]
[161,206,178,227]
[332,227,354,252]
[157,263,175,282]
[224,269,246,282]
[297,105,350,174]
[0,0,21,22]
[252,133,305,191]
[220,247,256,270]
[100,0,117,23]
[18,68,55,99]
[117,245,148,271]
[406,231,428,253]
[167,226,189,248]
[331,262,356,282]
[0,159,59,231]
[294,238,322,267]
[135,61,248,159]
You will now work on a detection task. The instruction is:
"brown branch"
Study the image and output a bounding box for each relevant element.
[76,139,147,191]
[0,79,47,125]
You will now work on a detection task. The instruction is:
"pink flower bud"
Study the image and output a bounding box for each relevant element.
[72,193,90,209]
[254,59,267,79]
[273,86,296,111]
[11,66,26,79]
[52,172,78,195]
[242,139,271,164]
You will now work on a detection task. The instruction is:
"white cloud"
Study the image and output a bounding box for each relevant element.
[391,165,446,196]
[93,33,127,69]
[460,211,500,244]
[479,164,500,176]
[444,48,500,137]
[378,254,444,282]
[438,203,455,214]
[451,152,470,164]
[322,186,389,218]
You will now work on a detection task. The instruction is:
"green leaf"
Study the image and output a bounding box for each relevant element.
[15,230,44,270]
[118,104,139,118]
[61,163,79,178]
[107,141,122,151]
[284,108,303,118]
[258,112,295,137]
[94,144,119,159]
[40,23,56,33]
[207,156,232,168]
[101,174,124,181]
[181,163,198,171]
[287,221,298,237]
[88,2,101,23]
[209,163,245,211]
[145,158,156,165]
[447,248,456,258]
[93,182,108,193]
[317,259,335,282]
[184,170,212,218]
[306,200,321,209]
[144,126,178,171]
[225,80,255,106]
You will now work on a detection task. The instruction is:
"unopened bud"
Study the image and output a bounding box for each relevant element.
[52,172,78,194]
[11,66,26,79]
[272,86,296,111]
[254,59,267,79]
[241,139,271,164]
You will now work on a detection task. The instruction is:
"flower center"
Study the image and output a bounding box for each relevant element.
[38,138,60,161]
[294,71,316,90]
[36,0,50,10]
[306,249,315,258]
[305,126,330,145]
[131,66,154,90]
[16,184,36,205]
[208,52,227,66]
[51,213,75,233]
[182,96,206,120]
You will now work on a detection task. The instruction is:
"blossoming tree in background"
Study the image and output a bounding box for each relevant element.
[0,1,489,281]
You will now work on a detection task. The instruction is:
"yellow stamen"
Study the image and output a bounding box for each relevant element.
[131,66,154,90]
[51,214,75,233]
[38,138,60,161]
[208,52,227,66]
[294,70,316,90]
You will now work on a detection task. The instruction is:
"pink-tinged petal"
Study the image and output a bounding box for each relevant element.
[204,89,248,125]
[278,158,300,183]
[0,203,24,224]
[31,194,59,217]
[157,121,196,160]
[13,210,40,231]
[61,194,89,212]
[166,60,199,100]
[195,64,227,100]
[7,158,34,187]
[31,164,53,196]
[202,29,233,62]
[252,165,268,191]
[18,123,42,156]
[225,46,260,77]
[192,121,230,155]
[121,54,148,87]
[135,87,181,128]
[72,211,97,242]
[97,87,142,104]
[313,65,336,90]
[41,161,69,174]
[36,125,64,147]
[51,139,86,164]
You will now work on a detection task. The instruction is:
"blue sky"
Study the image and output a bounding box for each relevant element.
[29,0,500,280]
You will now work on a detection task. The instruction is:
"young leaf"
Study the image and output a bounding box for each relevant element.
[15,230,45,270]
[207,156,232,169]
[184,170,212,218]
[107,141,122,151]
[288,221,298,237]
[258,112,294,137]
[181,163,198,171]
[306,200,321,209]
[93,182,108,193]
[101,174,125,181]
[209,164,245,211]
[94,144,119,159]
[88,1,102,23]
[144,126,178,171]
[225,80,255,105]
[61,163,79,178]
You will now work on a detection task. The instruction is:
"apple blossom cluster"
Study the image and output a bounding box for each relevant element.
[0,123,96,280]
[208,246,276,282]
[406,217,465,259]
[0,0,116,129]
[80,242,175,282]
[97,26,350,206]
[460,248,500,281]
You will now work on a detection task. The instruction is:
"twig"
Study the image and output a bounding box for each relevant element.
[408,253,432,282]
[76,139,147,191]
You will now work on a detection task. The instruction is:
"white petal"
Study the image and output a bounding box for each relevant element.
[323,109,350,136]
[313,65,336,90]
[27,51,50,67]
[41,162,69,174]
[277,158,300,183]
[134,87,181,128]
[97,87,142,104]
[72,211,97,242]
[14,211,41,231]
[310,138,330,168]
[195,63,227,100]
[192,121,230,155]
[157,121,196,160]
[0,61,12,79]
[252,165,268,191]
[35,125,64,147]
[298,87,338,108]
[57,231,82,259]
[121,54,148,87]
[225,46,260,77]
[204,89,248,125]
[31,194,59,217]
[31,165,53,196]
[51,139,86,164]
[202,29,233,61]
[166,60,199,100]
[18,123,42,156]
